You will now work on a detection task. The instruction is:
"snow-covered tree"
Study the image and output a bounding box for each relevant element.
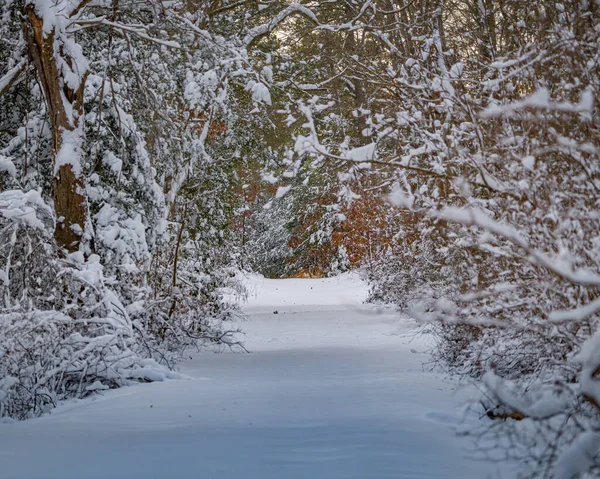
[0,0,331,419]
[277,1,600,475]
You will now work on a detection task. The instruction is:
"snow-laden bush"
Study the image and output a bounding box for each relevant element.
[362,6,600,475]
[0,0,260,420]
[143,239,245,357]
[278,1,600,475]
[0,190,185,420]
[0,190,242,420]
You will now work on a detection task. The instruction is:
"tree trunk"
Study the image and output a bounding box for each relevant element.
[25,5,89,253]
[344,12,368,141]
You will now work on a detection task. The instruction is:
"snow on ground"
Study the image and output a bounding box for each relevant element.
[0,273,507,479]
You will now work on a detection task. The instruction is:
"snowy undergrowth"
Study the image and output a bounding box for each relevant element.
[0,190,235,420]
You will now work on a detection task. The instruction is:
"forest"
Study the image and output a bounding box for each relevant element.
[1,1,600,478]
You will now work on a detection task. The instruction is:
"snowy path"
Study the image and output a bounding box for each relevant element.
[0,274,502,479]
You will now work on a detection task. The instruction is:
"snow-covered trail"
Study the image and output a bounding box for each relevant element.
[0,274,502,479]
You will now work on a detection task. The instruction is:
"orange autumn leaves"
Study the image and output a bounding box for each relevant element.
[331,192,398,266]
[287,188,400,277]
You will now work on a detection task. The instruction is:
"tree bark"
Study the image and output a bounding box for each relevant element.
[344,5,368,141]
[25,5,89,252]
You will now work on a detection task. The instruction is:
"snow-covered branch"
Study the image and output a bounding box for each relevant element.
[243,3,320,46]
